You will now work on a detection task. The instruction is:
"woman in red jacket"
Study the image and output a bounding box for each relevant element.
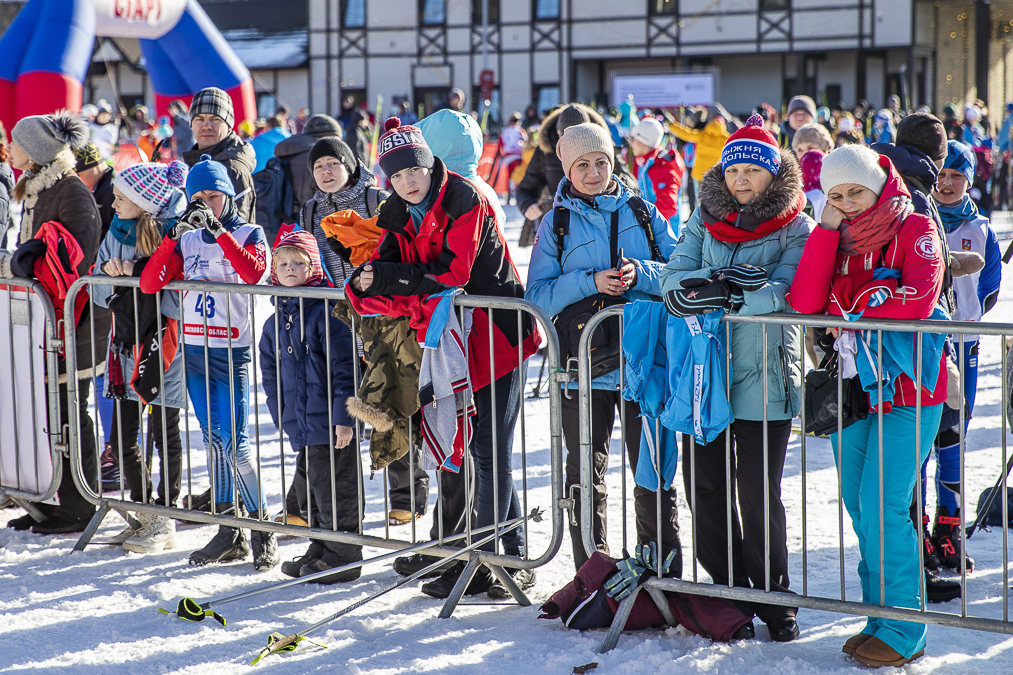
[788,145,946,668]
[347,118,540,600]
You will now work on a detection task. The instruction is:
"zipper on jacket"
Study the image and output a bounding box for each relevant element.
[777,345,791,414]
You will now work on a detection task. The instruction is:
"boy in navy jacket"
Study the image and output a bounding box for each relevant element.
[259,230,362,583]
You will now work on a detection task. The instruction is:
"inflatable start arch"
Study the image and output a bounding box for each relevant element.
[0,0,255,135]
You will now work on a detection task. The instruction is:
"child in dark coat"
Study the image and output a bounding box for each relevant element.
[259,230,362,583]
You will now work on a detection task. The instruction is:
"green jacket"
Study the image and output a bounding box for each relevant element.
[659,154,813,421]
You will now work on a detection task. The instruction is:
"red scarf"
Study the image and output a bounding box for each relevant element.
[704,191,805,243]
[838,194,912,256]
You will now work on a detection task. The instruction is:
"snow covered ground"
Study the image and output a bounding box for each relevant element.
[3,203,1013,674]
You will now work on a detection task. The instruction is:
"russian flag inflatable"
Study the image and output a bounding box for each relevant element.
[0,0,255,137]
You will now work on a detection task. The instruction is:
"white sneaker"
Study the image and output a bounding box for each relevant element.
[123,515,177,553]
[108,512,151,545]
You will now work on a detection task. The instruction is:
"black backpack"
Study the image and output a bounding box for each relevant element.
[253,156,298,244]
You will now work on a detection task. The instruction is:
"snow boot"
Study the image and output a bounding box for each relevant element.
[282,541,324,578]
[249,512,278,572]
[189,504,250,566]
[933,508,975,572]
[921,514,941,570]
[421,561,494,599]
[123,515,176,553]
[925,570,961,603]
[299,558,361,584]
[100,443,121,492]
[486,568,536,600]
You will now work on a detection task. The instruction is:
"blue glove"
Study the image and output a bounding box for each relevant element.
[867,287,891,307]
[635,542,678,576]
[604,556,649,601]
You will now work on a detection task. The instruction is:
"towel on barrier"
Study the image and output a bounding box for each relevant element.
[850,304,948,412]
[418,289,475,472]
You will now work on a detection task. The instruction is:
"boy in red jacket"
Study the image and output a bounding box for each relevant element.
[347,118,540,601]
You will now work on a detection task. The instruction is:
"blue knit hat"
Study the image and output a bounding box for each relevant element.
[185,154,235,199]
[943,140,976,186]
[721,114,781,176]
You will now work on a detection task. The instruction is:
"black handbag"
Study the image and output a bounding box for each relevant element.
[803,351,869,437]
[553,293,628,380]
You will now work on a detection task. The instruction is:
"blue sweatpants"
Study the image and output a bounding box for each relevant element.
[923,340,978,515]
[184,344,266,513]
[831,403,943,658]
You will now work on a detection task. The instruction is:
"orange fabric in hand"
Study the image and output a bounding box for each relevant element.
[319,209,384,266]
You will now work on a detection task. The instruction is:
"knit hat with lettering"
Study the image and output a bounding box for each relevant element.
[115,161,188,215]
[376,117,434,177]
[721,113,781,176]
[556,122,614,180]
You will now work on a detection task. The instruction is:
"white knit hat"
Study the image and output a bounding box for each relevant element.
[630,118,665,150]
[114,161,188,215]
[820,145,887,196]
[556,122,614,180]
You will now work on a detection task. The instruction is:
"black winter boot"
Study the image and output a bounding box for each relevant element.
[189,504,250,566]
[925,571,961,603]
[249,512,278,572]
[282,541,323,578]
[933,508,975,572]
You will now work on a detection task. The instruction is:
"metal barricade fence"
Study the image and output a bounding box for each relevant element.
[577,306,1013,651]
[0,277,64,519]
[62,275,567,616]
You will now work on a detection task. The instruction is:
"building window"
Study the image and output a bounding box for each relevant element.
[649,0,677,16]
[533,84,560,115]
[533,0,560,20]
[759,0,789,9]
[420,0,446,25]
[341,0,366,28]
[472,0,500,24]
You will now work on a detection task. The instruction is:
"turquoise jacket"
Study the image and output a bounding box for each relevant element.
[659,172,812,421]
[526,176,678,391]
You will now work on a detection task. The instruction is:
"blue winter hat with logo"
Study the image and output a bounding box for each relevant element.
[185,154,236,199]
[943,139,976,186]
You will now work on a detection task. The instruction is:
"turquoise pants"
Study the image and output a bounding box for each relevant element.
[831,403,943,658]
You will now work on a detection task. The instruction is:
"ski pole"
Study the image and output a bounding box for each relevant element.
[159,510,540,625]
[250,507,543,665]
[966,451,1013,539]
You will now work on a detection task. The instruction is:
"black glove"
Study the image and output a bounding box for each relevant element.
[174,200,225,239]
[713,264,768,292]
[663,277,734,317]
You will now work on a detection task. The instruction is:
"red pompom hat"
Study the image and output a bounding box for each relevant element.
[720,113,782,176]
[376,116,434,177]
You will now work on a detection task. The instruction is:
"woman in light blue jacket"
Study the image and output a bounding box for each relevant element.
[660,114,810,642]
[526,122,679,571]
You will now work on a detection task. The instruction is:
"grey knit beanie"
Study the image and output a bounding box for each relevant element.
[12,110,89,166]
[556,105,591,135]
[556,123,614,180]
[820,145,887,196]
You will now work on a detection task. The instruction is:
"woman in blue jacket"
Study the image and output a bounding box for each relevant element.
[526,122,679,572]
[660,114,810,642]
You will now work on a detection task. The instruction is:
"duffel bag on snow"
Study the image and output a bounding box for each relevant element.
[538,552,752,641]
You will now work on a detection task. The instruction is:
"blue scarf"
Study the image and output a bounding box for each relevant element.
[937,195,978,233]
[109,215,138,246]
[407,179,437,230]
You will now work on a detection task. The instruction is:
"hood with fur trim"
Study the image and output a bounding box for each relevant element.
[17,148,77,244]
[538,104,610,154]
[698,147,803,225]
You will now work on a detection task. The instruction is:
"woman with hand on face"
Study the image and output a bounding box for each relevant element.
[789,145,947,668]
[661,114,811,643]
[525,122,680,573]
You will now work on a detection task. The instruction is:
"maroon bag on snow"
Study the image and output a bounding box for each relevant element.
[539,552,753,642]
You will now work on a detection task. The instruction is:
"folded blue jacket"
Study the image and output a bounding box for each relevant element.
[622,301,733,491]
